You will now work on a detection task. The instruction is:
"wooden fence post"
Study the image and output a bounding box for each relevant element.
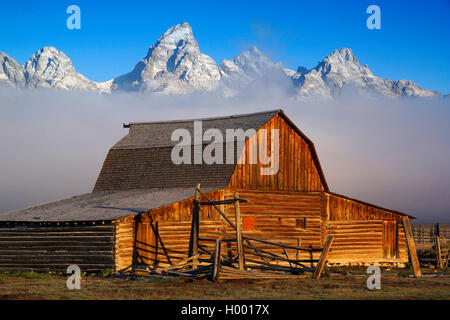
[435,223,441,237]
[435,235,443,269]
[313,235,334,280]
[188,183,200,269]
[402,216,422,278]
[296,238,301,261]
[212,239,222,281]
[419,224,424,244]
[234,192,245,270]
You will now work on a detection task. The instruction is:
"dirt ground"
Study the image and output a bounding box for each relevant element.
[0,267,449,300]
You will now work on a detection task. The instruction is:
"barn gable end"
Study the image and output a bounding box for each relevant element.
[228,111,328,192]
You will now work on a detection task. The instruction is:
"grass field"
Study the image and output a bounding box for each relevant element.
[0,267,449,300]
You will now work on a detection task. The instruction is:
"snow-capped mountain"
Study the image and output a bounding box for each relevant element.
[23,47,112,93]
[218,46,291,96]
[0,22,446,99]
[0,47,111,93]
[218,46,293,95]
[291,48,441,99]
[112,22,220,94]
[0,52,26,88]
[390,79,441,98]
[220,47,283,84]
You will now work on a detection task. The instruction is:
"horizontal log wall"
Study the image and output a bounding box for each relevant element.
[228,114,325,192]
[0,223,115,272]
[325,194,408,264]
[122,190,412,269]
[223,189,325,264]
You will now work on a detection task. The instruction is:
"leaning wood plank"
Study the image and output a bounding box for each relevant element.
[282,244,293,269]
[234,192,245,270]
[212,239,221,281]
[313,235,334,280]
[435,235,443,269]
[158,254,199,273]
[242,235,321,252]
[147,216,171,265]
[188,184,201,269]
[245,258,312,273]
[401,216,422,278]
[166,270,195,277]
[243,244,313,268]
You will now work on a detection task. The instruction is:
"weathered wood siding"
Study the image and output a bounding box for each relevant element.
[125,189,410,268]
[0,223,115,272]
[228,114,325,192]
[223,189,325,263]
[114,216,135,272]
[132,190,224,267]
[324,194,408,264]
[133,189,326,268]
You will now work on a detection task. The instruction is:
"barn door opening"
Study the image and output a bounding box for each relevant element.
[383,220,399,259]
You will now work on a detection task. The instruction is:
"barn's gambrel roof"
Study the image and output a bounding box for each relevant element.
[116,110,279,149]
[93,109,329,192]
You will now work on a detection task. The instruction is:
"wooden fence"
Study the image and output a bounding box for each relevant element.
[411,223,450,245]
[120,185,335,280]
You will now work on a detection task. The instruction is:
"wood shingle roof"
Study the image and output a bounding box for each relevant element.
[93,110,280,192]
[0,187,217,222]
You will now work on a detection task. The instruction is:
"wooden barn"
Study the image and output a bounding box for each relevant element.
[0,110,419,274]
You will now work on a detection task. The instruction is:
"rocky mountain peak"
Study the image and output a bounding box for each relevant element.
[160,22,194,43]
[113,22,220,94]
[23,47,76,84]
[324,47,360,67]
[296,66,309,75]
[0,52,26,87]
[220,46,280,80]
[21,46,111,93]
[145,22,197,59]
[235,46,278,76]
[0,23,445,99]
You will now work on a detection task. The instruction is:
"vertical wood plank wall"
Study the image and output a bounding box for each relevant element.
[228,114,325,192]
[114,216,135,271]
[324,193,408,264]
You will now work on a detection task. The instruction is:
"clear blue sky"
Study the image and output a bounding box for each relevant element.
[1,0,449,93]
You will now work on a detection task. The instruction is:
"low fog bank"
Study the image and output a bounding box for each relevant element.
[0,86,449,223]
